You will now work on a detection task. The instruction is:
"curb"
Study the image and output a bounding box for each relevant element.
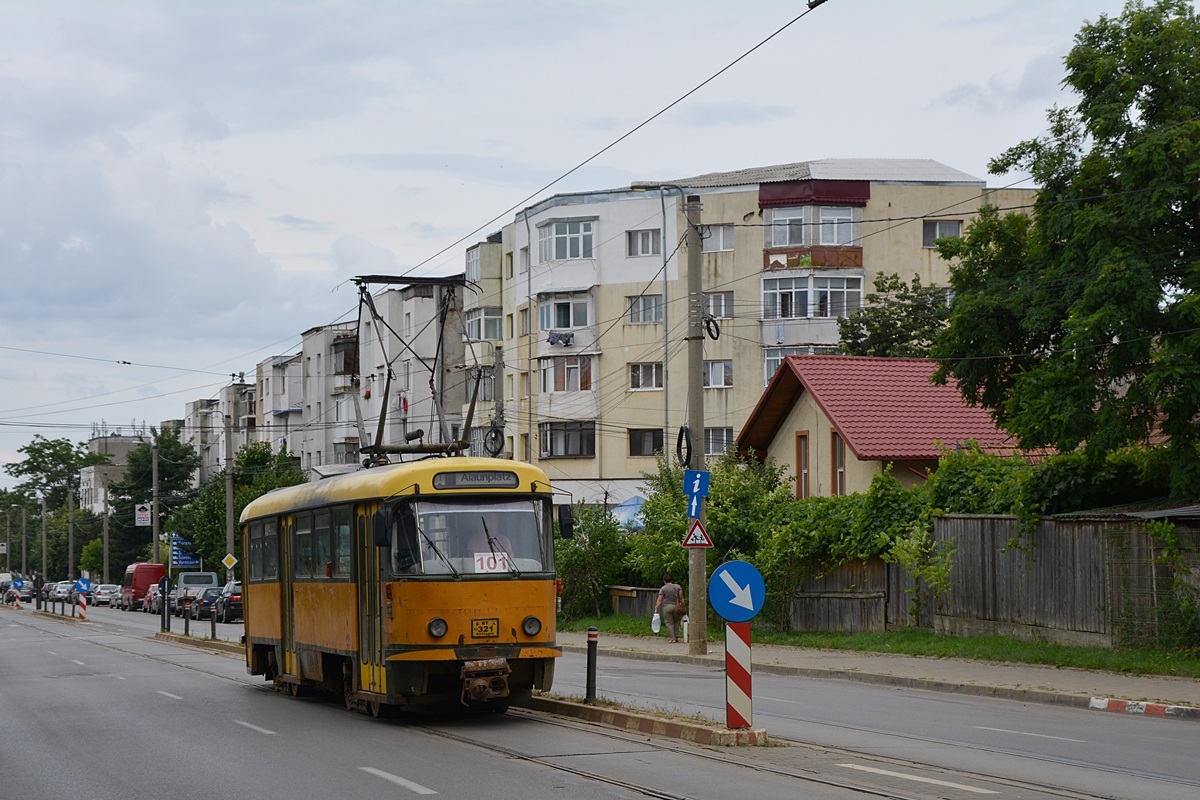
[1090,697,1199,719]
[520,695,768,746]
[154,631,244,656]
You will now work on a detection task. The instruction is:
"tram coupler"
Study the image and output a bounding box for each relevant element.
[460,657,511,704]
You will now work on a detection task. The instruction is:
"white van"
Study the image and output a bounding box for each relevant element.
[173,571,219,616]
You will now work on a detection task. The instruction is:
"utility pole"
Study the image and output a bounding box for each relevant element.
[21,505,27,576]
[4,509,10,573]
[151,445,160,564]
[40,496,47,581]
[67,488,75,579]
[683,193,708,657]
[225,414,235,583]
[102,478,109,583]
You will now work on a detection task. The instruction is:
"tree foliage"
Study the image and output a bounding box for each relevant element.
[932,0,1200,495]
[838,272,951,357]
[3,435,109,507]
[554,502,637,618]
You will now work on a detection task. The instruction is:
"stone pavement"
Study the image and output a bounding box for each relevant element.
[554,630,1200,721]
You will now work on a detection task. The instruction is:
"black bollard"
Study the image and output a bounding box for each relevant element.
[585,626,598,704]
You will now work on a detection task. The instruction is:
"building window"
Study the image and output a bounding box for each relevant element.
[331,339,357,375]
[629,362,663,390]
[813,276,862,317]
[795,432,810,498]
[539,421,596,458]
[705,427,734,456]
[465,246,481,282]
[627,294,663,324]
[505,252,513,280]
[335,394,350,422]
[701,224,735,252]
[819,206,854,245]
[465,306,502,341]
[763,347,810,385]
[770,206,805,247]
[703,359,733,388]
[540,356,592,393]
[627,228,661,257]
[520,307,530,335]
[519,246,530,273]
[763,275,861,319]
[832,431,846,496]
[923,219,962,247]
[705,291,734,319]
[468,366,495,402]
[539,220,594,261]
[539,292,589,330]
[333,441,358,465]
[628,428,664,457]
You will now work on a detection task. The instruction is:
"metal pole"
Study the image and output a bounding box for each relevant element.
[102,478,109,583]
[683,194,708,657]
[67,489,75,580]
[21,506,27,576]
[225,414,235,584]
[151,445,160,564]
[40,497,47,583]
[585,627,598,703]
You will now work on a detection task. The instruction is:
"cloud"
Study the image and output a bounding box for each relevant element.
[669,102,795,127]
[273,214,331,232]
[931,51,1068,116]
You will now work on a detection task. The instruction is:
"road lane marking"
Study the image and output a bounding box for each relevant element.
[361,767,438,794]
[47,650,57,655]
[158,691,183,700]
[838,764,998,794]
[975,726,1086,742]
[72,660,85,665]
[235,720,277,735]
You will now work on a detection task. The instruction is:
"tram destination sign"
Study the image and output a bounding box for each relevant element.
[433,470,520,490]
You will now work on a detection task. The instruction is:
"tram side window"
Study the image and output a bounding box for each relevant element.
[334,507,352,577]
[295,514,313,578]
[314,510,332,577]
[248,522,263,580]
[262,519,278,580]
[391,505,420,574]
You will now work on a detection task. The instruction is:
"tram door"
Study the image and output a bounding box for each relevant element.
[357,508,384,694]
[279,516,296,678]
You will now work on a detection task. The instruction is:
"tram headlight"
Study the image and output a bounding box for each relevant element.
[521,615,542,636]
[428,617,449,638]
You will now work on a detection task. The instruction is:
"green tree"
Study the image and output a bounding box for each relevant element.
[79,537,104,577]
[168,442,305,572]
[106,429,201,576]
[838,273,951,357]
[3,435,109,507]
[932,0,1200,495]
[553,503,636,618]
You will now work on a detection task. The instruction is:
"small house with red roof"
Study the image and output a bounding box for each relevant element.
[736,355,1016,497]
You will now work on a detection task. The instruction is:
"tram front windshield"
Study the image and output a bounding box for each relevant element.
[388,497,550,576]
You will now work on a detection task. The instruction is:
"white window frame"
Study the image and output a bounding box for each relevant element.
[703,359,733,388]
[465,246,481,282]
[819,206,854,245]
[539,220,594,262]
[770,206,805,247]
[700,224,735,252]
[627,294,663,324]
[626,228,661,257]
[705,291,734,319]
[539,292,589,330]
[763,347,811,385]
[464,306,502,341]
[629,362,663,390]
[539,356,592,393]
[467,366,495,402]
[704,427,735,456]
[539,421,596,458]
[812,276,862,318]
[923,219,962,247]
[762,276,809,319]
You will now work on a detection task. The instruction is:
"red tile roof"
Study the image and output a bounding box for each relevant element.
[737,355,1017,461]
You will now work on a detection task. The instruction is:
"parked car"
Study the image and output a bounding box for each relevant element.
[119,562,166,612]
[91,584,119,606]
[49,581,74,601]
[214,580,242,623]
[16,582,34,603]
[191,587,222,620]
[141,584,160,613]
[173,571,219,617]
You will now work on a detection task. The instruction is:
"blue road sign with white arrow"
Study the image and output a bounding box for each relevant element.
[708,560,766,623]
[74,577,92,595]
[11,578,24,589]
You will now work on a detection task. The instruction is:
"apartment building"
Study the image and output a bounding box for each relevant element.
[181,378,255,486]
[474,158,1034,505]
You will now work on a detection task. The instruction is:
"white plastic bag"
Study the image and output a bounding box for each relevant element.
[651,612,661,633]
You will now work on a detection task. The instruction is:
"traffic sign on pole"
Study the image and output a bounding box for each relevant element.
[707,560,765,623]
[682,519,713,548]
[725,621,753,728]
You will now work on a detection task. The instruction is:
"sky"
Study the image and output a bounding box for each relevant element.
[0,0,1137,491]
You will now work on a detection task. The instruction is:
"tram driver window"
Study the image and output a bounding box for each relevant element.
[390,505,419,573]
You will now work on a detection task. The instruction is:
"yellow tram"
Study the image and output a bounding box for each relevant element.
[239,457,571,715]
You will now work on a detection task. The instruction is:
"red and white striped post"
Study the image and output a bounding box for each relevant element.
[76,592,87,621]
[725,621,752,729]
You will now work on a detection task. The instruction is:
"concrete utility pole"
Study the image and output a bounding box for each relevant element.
[40,496,47,580]
[225,414,235,583]
[683,193,708,658]
[4,509,10,573]
[102,478,110,583]
[21,505,27,576]
[67,488,75,579]
[152,445,160,564]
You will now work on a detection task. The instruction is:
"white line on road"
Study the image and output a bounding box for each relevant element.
[235,720,277,735]
[975,726,1087,742]
[72,659,85,665]
[361,767,438,795]
[838,764,999,795]
[47,650,57,655]
[158,691,183,700]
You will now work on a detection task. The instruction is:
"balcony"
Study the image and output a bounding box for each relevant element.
[763,245,862,271]
[537,326,597,358]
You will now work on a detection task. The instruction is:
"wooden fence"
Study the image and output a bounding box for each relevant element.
[782,514,1200,647]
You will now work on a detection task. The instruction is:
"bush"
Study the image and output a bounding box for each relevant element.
[554,503,637,619]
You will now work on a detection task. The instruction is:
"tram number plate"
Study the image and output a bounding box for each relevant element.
[471,618,499,638]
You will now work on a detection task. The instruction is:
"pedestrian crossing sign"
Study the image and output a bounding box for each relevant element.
[682,519,713,548]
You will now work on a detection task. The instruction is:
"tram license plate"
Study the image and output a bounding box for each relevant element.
[471,618,499,638]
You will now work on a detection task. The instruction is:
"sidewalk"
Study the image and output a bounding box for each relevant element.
[555,630,1200,721]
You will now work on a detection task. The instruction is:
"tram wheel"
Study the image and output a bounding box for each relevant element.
[287,680,303,698]
[369,699,393,719]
